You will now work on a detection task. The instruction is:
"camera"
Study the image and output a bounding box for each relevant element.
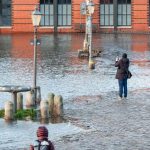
[116,56,120,61]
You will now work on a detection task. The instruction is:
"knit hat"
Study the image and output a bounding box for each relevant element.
[36,126,48,138]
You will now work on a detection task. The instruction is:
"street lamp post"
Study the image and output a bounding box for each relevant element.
[86,0,95,69]
[79,0,95,69]
[31,6,42,104]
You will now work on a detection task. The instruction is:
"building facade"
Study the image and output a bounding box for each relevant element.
[0,0,150,33]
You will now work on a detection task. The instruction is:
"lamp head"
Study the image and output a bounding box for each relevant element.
[87,0,95,15]
[32,5,42,26]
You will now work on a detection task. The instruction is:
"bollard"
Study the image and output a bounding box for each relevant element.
[25,91,35,107]
[47,93,55,115]
[4,101,14,120]
[53,95,63,116]
[40,100,49,119]
[36,87,41,104]
[89,59,95,69]
[17,93,23,110]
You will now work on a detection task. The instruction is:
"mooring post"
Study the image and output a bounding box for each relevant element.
[17,93,23,110]
[11,92,17,113]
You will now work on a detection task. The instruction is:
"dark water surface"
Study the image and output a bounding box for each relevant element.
[0,33,150,149]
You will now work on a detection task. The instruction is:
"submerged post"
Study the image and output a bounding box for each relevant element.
[11,92,17,113]
[5,101,14,120]
[17,93,23,110]
[40,100,49,119]
[53,95,63,116]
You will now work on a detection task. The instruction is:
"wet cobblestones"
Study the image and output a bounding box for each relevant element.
[55,91,150,149]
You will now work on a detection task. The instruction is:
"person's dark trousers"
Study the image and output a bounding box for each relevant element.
[118,78,127,98]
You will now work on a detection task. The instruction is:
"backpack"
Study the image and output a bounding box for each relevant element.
[33,140,49,150]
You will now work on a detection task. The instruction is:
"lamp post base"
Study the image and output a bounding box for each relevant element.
[89,59,95,69]
[78,49,102,58]
[78,49,89,57]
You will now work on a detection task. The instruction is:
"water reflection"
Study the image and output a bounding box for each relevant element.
[40,116,66,124]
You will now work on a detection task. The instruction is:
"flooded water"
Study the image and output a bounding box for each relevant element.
[0,33,150,149]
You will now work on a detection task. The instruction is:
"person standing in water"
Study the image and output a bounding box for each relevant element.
[115,53,130,100]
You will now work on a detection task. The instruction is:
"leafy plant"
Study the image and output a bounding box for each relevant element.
[0,109,36,120]
[0,109,4,118]
[15,109,36,120]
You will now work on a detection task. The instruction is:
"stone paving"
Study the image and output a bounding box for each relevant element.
[55,90,150,150]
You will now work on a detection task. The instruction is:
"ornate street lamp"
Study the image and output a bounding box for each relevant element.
[87,0,95,14]
[78,0,95,69]
[86,0,95,69]
[31,5,42,104]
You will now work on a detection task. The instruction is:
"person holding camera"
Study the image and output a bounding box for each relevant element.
[115,53,130,100]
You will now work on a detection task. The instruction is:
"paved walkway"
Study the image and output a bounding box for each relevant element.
[55,90,150,150]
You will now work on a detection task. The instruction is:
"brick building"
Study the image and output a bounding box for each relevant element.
[0,0,150,33]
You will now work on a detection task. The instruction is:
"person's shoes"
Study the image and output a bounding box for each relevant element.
[124,97,127,100]
[118,96,122,100]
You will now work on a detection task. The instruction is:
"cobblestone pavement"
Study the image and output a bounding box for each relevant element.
[55,90,150,150]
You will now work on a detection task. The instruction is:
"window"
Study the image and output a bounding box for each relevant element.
[58,0,71,26]
[40,0,54,26]
[0,0,11,26]
[40,0,71,26]
[149,0,150,25]
[100,0,114,26]
[100,0,131,26]
[118,0,131,26]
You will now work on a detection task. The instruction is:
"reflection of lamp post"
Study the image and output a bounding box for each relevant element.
[31,6,42,104]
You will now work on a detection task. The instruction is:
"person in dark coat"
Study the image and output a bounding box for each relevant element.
[115,53,130,99]
[30,126,55,150]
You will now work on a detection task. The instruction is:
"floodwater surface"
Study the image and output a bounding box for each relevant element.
[0,33,150,149]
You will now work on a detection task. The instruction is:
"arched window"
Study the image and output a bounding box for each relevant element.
[0,0,11,26]
[100,0,131,26]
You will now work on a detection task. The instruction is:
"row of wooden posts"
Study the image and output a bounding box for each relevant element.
[4,92,63,120]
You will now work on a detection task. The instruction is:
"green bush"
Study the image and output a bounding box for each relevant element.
[0,109,4,118]
[0,109,36,120]
[15,109,36,120]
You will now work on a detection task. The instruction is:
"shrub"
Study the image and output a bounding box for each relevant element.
[0,109,36,120]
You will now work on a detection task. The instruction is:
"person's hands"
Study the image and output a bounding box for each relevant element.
[116,56,120,61]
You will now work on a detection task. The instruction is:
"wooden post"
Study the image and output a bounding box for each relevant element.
[11,92,17,113]
[17,93,23,110]
[40,100,49,119]
[5,101,14,120]
[47,93,55,115]
[53,95,63,116]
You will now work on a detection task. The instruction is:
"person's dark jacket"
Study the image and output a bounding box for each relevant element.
[30,138,55,150]
[115,57,129,80]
